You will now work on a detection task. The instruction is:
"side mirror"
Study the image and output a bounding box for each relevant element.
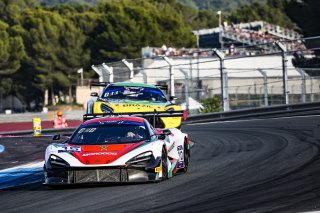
[169,96,177,102]
[162,129,171,135]
[52,134,61,140]
[158,133,166,140]
[90,92,98,97]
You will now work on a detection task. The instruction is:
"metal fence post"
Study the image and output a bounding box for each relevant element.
[122,59,134,82]
[213,49,229,111]
[296,68,306,103]
[102,63,114,83]
[248,86,252,104]
[92,64,112,93]
[163,56,175,98]
[275,42,289,104]
[179,69,190,114]
[235,86,240,102]
[92,65,103,83]
[140,69,148,84]
[310,76,314,102]
[257,69,268,106]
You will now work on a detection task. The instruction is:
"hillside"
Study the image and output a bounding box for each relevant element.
[33,0,97,6]
[179,0,267,11]
[34,0,267,11]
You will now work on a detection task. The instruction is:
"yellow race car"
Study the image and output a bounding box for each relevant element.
[84,82,183,128]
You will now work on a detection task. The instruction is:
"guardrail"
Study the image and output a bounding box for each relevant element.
[1,102,319,135]
[184,101,320,124]
[0,110,85,123]
[0,127,76,136]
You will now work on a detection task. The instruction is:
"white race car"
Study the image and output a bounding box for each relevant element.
[44,116,190,185]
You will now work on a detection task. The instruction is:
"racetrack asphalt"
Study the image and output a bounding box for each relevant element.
[1,115,320,212]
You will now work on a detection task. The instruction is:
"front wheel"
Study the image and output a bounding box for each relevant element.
[183,139,190,173]
[161,146,168,180]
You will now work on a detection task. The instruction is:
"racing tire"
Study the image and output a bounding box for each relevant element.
[183,139,190,173]
[161,146,168,180]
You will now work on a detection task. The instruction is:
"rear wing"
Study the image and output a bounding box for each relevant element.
[83,110,186,128]
[90,82,110,89]
[89,82,168,91]
[155,85,168,92]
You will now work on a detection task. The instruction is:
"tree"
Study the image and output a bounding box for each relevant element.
[229,2,295,28]
[0,21,25,97]
[12,8,89,106]
[174,3,219,30]
[87,0,195,63]
[285,0,320,37]
[200,97,221,113]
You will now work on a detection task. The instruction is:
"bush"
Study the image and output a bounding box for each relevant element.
[200,97,221,113]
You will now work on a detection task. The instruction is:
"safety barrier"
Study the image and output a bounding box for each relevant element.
[0,102,319,135]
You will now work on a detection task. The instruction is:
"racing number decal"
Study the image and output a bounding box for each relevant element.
[177,145,184,164]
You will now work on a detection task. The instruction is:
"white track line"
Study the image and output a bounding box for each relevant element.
[0,161,44,172]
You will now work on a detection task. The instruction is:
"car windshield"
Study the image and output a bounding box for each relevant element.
[101,86,167,102]
[69,123,149,145]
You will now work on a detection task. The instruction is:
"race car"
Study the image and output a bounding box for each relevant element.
[85,82,183,129]
[44,116,190,185]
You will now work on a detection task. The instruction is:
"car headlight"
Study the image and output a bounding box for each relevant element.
[49,154,69,168]
[101,104,113,113]
[126,151,153,166]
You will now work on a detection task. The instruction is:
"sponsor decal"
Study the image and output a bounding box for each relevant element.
[78,128,97,133]
[122,104,152,108]
[82,152,117,157]
[167,141,175,153]
[0,145,4,154]
[103,120,123,124]
[177,145,184,164]
[58,146,81,153]
[177,162,184,169]
[155,166,162,173]
[100,145,108,151]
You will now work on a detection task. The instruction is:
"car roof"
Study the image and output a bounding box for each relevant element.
[110,82,158,89]
[83,116,145,125]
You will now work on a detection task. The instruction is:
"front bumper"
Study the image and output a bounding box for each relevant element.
[44,168,157,185]
[44,158,162,185]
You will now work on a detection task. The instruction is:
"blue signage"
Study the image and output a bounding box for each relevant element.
[0,145,5,154]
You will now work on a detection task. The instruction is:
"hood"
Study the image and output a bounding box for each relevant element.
[70,142,144,165]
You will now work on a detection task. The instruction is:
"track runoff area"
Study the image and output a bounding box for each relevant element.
[0,114,320,212]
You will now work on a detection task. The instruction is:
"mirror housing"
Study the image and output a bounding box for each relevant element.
[162,129,171,135]
[169,96,177,101]
[157,130,171,140]
[90,92,98,97]
[158,133,166,140]
[52,134,61,140]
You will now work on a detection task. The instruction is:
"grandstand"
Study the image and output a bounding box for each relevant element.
[193,21,303,52]
[142,21,307,58]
